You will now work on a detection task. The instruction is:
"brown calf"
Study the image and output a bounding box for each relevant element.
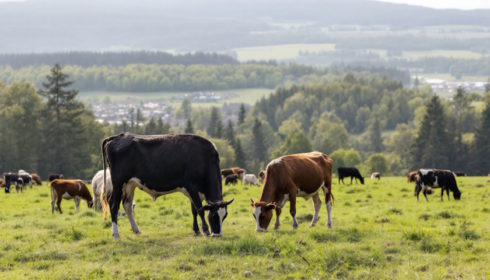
[31,173,42,185]
[221,167,245,180]
[50,179,93,214]
[251,152,333,231]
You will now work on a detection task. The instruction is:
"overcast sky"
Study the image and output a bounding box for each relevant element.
[377,0,490,10]
[1,0,489,10]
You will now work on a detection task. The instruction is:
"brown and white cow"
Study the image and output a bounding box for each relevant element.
[370,172,380,180]
[50,179,93,214]
[251,152,333,231]
[221,167,245,180]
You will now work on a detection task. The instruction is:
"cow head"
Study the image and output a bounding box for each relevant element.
[251,198,276,231]
[200,199,234,237]
[87,200,94,209]
[360,176,365,185]
[453,189,462,200]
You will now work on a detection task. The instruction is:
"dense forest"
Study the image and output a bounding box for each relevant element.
[1,65,489,179]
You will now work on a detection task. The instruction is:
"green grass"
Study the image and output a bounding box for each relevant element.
[78,88,273,108]
[0,177,489,279]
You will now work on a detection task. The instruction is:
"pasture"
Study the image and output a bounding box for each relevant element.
[0,177,488,279]
[78,88,273,108]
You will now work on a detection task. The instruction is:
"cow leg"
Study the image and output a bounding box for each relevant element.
[57,197,63,214]
[122,183,140,234]
[423,190,429,202]
[288,190,298,229]
[189,192,210,235]
[274,207,282,230]
[75,197,80,211]
[440,188,444,201]
[191,205,201,235]
[446,188,450,201]
[51,193,56,214]
[311,193,321,227]
[350,177,353,185]
[109,183,123,239]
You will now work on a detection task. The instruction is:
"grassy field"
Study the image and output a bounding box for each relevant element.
[233,44,336,62]
[0,177,488,279]
[78,88,273,108]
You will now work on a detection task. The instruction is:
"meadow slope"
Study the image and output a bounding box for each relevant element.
[0,177,488,279]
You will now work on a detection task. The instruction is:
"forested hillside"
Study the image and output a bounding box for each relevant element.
[1,65,488,178]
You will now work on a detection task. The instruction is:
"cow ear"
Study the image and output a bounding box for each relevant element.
[265,203,276,210]
[224,199,234,206]
[250,198,255,207]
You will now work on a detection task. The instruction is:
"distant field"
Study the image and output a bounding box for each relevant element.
[233,43,336,61]
[78,88,273,108]
[0,177,488,278]
[402,50,484,60]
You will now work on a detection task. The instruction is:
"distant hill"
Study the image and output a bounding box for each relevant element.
[0,0,489,53]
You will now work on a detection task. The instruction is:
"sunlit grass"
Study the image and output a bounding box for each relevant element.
[0,177,488,278]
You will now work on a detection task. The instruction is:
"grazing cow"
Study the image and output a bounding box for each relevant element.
[3,172,19,193]
[16,177,24,193]
[221,167,246,180]
[251,152,334,231]
[370,172,381,180]
[31,173,42,185]
[258,170,265,182]
[224,174,239,186]
[407,171,418,183]
[414,169,461,202]
[243,174,259,185]
[50,179,93,213]
[18,170,33,188]
[338,167,364,185]
[91,169,135,212]
[100,133,233,239]
[48,174,64,181]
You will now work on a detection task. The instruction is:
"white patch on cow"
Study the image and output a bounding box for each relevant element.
[280,194,289,207]
[269,158,282,165]
[62,193,73,199]
[129,177,191,201]
[216,207,227,235]
[433,176,439,187]
[419,169,431,175]
[253,206,265,231]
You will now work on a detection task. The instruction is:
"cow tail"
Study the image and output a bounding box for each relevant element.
[100,138,110,220]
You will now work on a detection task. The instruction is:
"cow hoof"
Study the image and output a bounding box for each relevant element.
[203,230,210,236]
[133,230,141,234]
[328,223,332,228]
[112,233,120,239]
[194,231,201,236]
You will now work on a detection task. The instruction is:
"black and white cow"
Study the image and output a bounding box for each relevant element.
[48,174,64,182]
[3,172,19,193]
[18,170,33,188]
[338,167,364,185]
[100,133,233,239]
[414,169,461,202]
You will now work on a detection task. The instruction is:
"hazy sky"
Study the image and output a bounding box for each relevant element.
[1,0,489,10]
[377,0,490,10]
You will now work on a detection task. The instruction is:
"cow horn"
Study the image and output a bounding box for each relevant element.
[225,198,234,206]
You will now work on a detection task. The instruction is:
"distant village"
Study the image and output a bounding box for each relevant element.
[88,90,236,124]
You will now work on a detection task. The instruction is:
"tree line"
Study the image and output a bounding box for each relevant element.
[0,63,323,92]
[1,65,489,180]
[0,51,238,68]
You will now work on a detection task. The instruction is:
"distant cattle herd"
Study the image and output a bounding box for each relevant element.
[1,132,482,239]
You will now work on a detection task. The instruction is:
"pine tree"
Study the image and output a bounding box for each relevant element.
[233,138,247,170]
[368,117,384,152]
[472,97,490,174]
[185,119,194,134]
[238,103,246,124]
[38,63,90,176]
[145,118,156,134]
[207,107,221,137]
[225,120,235,145]
[253,118,267,166]
[412,96,450,168]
